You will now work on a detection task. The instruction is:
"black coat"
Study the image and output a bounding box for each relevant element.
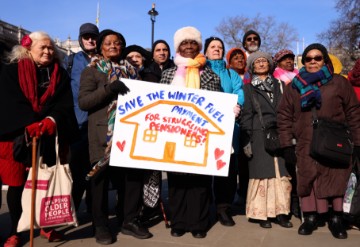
[240,77,288,179]
[0,62,78,146]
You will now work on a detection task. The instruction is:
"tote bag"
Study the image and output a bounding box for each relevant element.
[343,158,360,221]
[17,135,78,232]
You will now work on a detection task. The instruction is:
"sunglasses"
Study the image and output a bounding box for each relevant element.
[246,36,259,42]
[304,55,323,63]
[82,34,97,41]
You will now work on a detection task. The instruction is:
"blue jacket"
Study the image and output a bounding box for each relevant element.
[206,59,244,153]
[68,51,91,128]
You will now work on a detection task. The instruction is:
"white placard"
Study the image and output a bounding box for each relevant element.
[109,79,237,176]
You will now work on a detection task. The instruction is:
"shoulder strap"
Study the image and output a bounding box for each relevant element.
[227,69,231,78]
[250,86,265,129]
[66,53,75,75]
[311,107,318,127]
[278,79,283,94]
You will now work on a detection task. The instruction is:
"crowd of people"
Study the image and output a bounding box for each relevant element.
[0,22,359,247]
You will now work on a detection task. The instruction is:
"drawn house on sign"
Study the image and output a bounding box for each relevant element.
[119,100,224,167]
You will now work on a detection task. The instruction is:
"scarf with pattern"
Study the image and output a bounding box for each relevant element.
[18,58,60,112]
[172,53,206,88]
[251,74,274,102]
[88,55,138,158]
[292,64,333,110]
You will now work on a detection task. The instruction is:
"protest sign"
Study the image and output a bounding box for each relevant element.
[109,79,237,176]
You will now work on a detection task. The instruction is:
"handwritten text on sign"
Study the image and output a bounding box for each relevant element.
[110,79,237,176]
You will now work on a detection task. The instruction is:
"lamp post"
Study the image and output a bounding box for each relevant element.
[148,3,158,47]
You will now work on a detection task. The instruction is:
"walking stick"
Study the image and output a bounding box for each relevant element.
[30,137,37,247]
[159,198,170,228]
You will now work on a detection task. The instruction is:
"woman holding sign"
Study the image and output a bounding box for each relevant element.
[204,36,244,227]
[79,29,153,245]
[160,26,240,238]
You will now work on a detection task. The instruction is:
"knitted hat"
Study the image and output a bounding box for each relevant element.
[173,26,202,53]
[152,39,171,59]
[301,43,330,65]
[97,29,126,55]
[274,49,295,63]
[79,23,99,37]
[78,23,99,52]
[242,30,261,48]
[226,48,247,67]
[246,51,274,74]
[204,36,225,59]
[121,44,152,61]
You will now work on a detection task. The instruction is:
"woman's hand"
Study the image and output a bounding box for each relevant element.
[233,104,241,118]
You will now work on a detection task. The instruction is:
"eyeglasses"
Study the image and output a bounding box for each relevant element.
[246,36,259,42]
[254,59,268,64]
[304,55,323,63]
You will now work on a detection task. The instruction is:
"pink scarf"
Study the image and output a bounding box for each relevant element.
[273,67,299,85]
[172,53,206,88]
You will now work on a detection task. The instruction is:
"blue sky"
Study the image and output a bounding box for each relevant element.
[1,0,338,55]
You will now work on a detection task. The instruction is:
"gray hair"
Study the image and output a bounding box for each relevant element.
[7,31,61,63]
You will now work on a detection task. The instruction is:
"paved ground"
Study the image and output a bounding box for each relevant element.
[1,177,360,247]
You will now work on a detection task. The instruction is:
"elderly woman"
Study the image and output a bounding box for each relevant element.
[278,43,360,239]
[226,47,247,79]
[160,26,240,238]
[204,36,243,227]
[79,29,152,245]
[273,49,299,85]
[0,31,78,246]
[240,51,292,229]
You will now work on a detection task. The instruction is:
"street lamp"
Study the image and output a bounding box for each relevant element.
[148,3,158,47]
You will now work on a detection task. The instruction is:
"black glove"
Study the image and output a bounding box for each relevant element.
[282,146,297,167]
[109,80,130,95]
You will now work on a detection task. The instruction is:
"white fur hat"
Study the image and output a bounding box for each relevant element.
[173,26,202,53]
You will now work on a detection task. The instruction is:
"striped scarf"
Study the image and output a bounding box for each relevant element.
[291,64,333,110]
[89,55,138,158]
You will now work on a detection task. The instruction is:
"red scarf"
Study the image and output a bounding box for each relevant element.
[18,59,60,112]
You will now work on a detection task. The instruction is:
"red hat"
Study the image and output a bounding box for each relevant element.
[226,48,247,68]
[274,49,295,63]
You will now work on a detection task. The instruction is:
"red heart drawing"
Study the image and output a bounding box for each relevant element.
[214,148,224,160]
[116,140,126,152]
[216,159,226,170]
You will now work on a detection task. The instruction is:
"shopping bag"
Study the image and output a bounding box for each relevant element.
[17,135,78,232]
[343,158,360,221]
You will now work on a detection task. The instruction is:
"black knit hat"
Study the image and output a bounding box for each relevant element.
[301,43,330,65]
[204,36,225,58]
[78,23,99,52]
[121,45,151,61]
[204,36,225,59]
[152,39,171,59]
[96,29,126,55]
[242,30,261,48]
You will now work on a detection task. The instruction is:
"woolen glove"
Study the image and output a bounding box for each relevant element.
[109,80,130,95]
[26,122,42,138]
[39,118,56,136]
[282,146,297,167]
[243,142,252,158]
